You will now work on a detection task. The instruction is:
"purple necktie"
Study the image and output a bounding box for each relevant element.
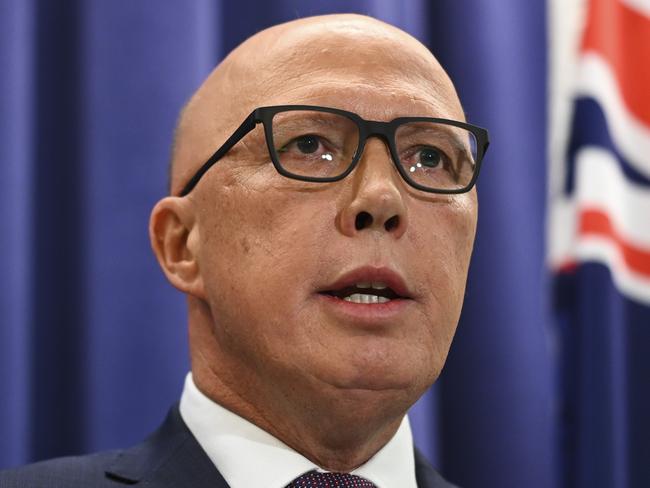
[286,470,378,487]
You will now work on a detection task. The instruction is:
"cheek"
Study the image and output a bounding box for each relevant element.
[408,194,477,321]
[442,196,478,283]
[412,193,476,266]
[193,178,335,347]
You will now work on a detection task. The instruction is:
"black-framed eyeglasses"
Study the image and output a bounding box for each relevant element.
[179,105,489,196]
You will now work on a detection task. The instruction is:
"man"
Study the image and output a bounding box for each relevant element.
[0,13,488,488]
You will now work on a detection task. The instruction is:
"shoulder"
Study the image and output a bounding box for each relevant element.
[0,451,119,488]
[0,406,226,488]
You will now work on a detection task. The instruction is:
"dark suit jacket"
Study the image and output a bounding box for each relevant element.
[0,406,458,487]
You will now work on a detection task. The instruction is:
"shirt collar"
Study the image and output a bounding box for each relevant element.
[179,373,417,488]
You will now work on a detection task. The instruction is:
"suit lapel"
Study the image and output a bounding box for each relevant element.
[104,405,229,487]
[104,404,456,488]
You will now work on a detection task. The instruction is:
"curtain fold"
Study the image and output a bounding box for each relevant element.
[0,0,35,469]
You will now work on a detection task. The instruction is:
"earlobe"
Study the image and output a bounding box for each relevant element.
[149,197,206,299]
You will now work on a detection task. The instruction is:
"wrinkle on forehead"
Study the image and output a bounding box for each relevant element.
[170,14,462,195]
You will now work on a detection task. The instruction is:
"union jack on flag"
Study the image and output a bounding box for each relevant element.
[549,0,650,486]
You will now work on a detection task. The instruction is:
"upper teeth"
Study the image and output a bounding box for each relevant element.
[344,294,390,304]
[356,282,388,290]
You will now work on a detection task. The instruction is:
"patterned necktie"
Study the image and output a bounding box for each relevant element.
[286,470,378,487]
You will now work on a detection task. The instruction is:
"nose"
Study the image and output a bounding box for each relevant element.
[338,139,408,239]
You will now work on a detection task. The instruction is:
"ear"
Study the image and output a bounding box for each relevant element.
[149,197,206,299]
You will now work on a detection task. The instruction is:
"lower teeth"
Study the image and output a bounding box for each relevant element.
[343,293,390,304]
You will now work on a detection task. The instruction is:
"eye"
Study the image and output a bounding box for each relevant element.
[277,134,339,167]
[279,134,324,155]
[417,147,442,168]
[402,145,456,179]
[295,135,320,154]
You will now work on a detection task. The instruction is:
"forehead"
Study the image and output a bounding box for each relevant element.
[263,83,461,123]
[236,20,463,121]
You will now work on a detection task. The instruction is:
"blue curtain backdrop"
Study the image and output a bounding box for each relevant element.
[0,1,553,487]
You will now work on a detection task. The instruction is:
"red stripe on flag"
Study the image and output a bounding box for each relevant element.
[581,0,650,126]
[579,208,650,277]
[558,261,579,274]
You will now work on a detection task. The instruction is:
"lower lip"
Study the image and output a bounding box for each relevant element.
[316,293,413,323]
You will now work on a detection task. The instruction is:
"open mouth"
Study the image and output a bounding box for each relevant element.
[321,282,406,304]
[318,266,413,307]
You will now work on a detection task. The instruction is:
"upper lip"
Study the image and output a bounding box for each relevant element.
[319,265,413,299]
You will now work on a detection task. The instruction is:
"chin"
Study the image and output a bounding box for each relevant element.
[333,342,438,389]
[321,374,423,421]
[323,360,432,396]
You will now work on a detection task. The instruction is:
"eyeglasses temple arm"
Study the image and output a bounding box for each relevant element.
[178,112,259,196]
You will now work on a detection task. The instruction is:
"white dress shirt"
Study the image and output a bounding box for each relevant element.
[179,373,418,488]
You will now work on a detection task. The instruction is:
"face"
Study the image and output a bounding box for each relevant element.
[183,19,477,414]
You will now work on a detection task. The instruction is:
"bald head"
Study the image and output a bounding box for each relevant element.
[168,14,462,195]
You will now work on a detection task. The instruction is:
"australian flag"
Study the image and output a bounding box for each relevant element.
[549,0,650,486]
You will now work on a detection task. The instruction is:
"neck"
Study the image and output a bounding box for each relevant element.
[187,301,409,471]
[192,358,404,471]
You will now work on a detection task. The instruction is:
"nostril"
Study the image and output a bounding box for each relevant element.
[384,215,400,232]
[355,211,373,230]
